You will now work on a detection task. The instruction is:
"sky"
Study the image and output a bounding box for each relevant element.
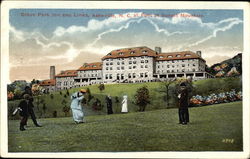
[9,9,243,82]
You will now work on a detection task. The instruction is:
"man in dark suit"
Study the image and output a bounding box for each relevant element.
[22,86,42,127]
[178,82,189,125]
[105,94,113,114]
[18,94,30,131]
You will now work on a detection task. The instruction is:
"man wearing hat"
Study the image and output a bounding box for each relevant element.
[21,86,42,127]
[177,82,189,125]
[18,94,30,131]
[70,89,86,124]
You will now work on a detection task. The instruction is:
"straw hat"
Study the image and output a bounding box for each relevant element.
[80,89,87,93]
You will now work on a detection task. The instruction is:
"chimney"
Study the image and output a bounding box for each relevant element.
[155,47,162,54]
[196,51,201,57]
[50,66,55,79]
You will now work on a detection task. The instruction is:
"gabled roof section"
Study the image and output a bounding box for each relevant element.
[55,70,77,77]
[39,79,55,86]
[156,51,205,62]
[77,62,102,71]
[102,46,158,60]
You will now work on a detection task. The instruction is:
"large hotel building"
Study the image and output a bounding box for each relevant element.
[40,46,213,91]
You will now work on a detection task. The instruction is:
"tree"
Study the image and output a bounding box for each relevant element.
[159,80,175,108]
[98,83,105,92]
[85,88,93,103]
[135,86,150,112]
[62,106,70,117]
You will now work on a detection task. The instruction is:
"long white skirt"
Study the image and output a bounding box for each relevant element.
[71,108,84,123]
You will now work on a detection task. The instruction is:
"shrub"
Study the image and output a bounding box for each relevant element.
[98,83,105,92]
[134,86,150,112]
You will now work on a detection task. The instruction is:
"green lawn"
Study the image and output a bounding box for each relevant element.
[8,101,242,152]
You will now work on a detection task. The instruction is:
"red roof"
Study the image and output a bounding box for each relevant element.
[156,51,205,62]
[77,62,102,71]
[101,46,158,60]
[39,79,55,86]
[55,70,77,77]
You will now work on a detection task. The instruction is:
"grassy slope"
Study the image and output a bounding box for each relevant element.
[8,101,242,152]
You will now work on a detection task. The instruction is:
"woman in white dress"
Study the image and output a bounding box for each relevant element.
[70,89,86,124]
[121,95,128,113]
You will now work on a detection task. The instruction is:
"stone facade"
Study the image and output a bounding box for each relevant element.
[74,62,103,86]
[39,79,56,92]
[55,70,77,90]
[53,46,213,91]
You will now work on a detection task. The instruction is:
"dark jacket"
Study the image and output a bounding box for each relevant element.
[179,87,189,108]
[21,91,34,109]
[18,100,29,117]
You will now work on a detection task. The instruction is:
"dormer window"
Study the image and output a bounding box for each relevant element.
[107,53,112,56]
[159,56,163,58]
[130,51,135,55]
[93,65,96,68]
[185,54,191,57]
[176,54,181,57]
[168,55,173,58]
[118,52,124,55]
[142,50,148,54]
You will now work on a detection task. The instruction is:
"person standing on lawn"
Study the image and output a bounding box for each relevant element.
[178,82,189,125]
[21,86,42,127]
[18,94,31,131]
[121,95,128,113]
[70,89,86,124]
[105,94,113,114]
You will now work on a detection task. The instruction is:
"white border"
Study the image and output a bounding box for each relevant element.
[1,1,250,158]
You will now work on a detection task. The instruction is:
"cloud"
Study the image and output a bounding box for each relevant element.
[10,11,243,69]
[187,17,243,48]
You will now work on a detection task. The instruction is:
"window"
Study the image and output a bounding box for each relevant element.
[129,61,132,64]
[110,67,113,70]
[130,51,135,55]
[133,66,136,69]
[145,73,148,78]
[145,65,148,68]
[118,52,124,55]
[106,67,109,70]
[117,62,120,65]
[107,53,111,56]
[105,74,108,79]
[106,63,109,66]
[129,66,132,69]
[159,56,163,58]
[121,61,125,65]
[110,62,113,65]
[140,73,143,78]
[141,56,144,59]
[109,74,112,79]
[185,54,191,57]
[157,65,160,68]
[182,64,185,67]
[141,65,144,68]
[168,55,173,58]
[167,65,169,68]
[193,64,196,66]
[121,66,124,70]
[133,61,136,64]
[167,70,170,73]
[117,67,120,70]
[142,50,148,54]
[176,54,181,57]
[133,73,136,78]
[145,60,148,63]
[141,60,144,63]
[128,73,131,78]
